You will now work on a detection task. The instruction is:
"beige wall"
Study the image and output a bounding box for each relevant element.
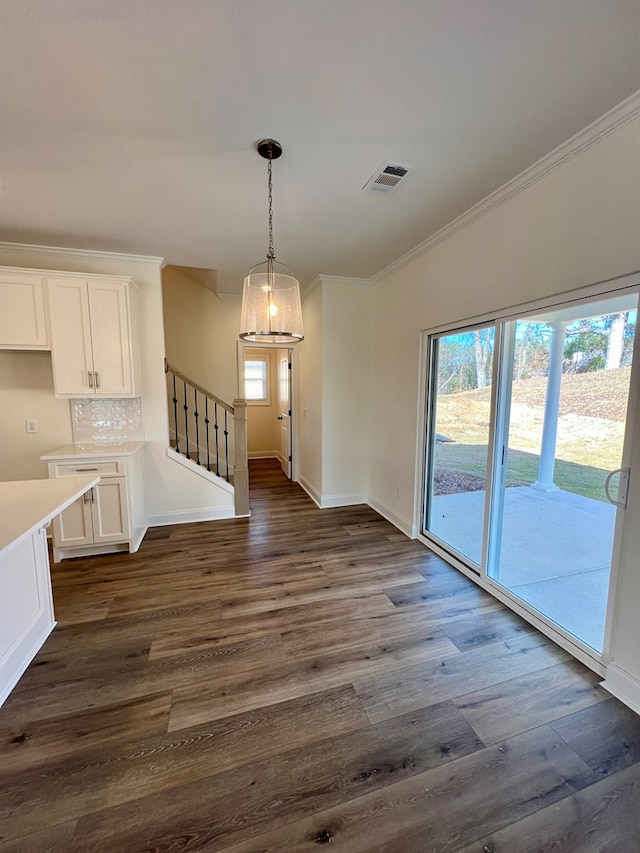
[322,280,372,501]
[245,347,280,457]
[299,284,323,498]
[368,113,640,705]
[0,351,72,480]
[298,277,372,505]
[0,246,235,522]
[162,266,241,405]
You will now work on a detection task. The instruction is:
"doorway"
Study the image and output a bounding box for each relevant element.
[241,346,293,479]
[423,286,638,660]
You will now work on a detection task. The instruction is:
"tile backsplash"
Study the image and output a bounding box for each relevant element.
[71,398,144,443]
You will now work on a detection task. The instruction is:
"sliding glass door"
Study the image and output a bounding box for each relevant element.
[424,324,496,568]
[423,288,638,658]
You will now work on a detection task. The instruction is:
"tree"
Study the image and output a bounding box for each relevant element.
[605,312,627,370]
[473,329,492,388]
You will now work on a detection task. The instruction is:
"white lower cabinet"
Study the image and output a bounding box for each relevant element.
[44,446,146,561]
[54,479,129,550]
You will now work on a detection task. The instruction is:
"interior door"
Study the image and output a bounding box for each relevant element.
[277,349,292,478]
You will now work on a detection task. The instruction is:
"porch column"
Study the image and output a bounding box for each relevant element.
[532,321,566,492]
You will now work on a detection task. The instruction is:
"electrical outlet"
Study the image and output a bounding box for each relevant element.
[25,419,38,434]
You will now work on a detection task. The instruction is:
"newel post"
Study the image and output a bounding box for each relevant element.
[233,398,250,516]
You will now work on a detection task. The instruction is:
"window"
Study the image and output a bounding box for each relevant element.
[245,356,269,402]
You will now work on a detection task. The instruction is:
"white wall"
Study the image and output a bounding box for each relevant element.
[0,245,235,523]
[368,111,640,706]
[0,351,72,480]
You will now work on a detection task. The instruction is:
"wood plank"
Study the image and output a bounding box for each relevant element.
[0,692,172,774]
[209,726,593,853]
[453,660,608,744]
[0,634,285,727]
[354,634,570,723]
[151,594,395,659]
[454,760,640,853]
[169,625,460,730]
[71,700,483,852]
[0,686,368,843]
[0,822,77,852]
[550,696,640,775]
[438,606,536,651]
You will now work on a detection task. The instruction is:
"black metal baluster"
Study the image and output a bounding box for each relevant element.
[183,380,189,460]
[172,373,179,454]
[214,402,220,476]
[224,409,230,482]
[194,388,200,465]
[204,398,211,471]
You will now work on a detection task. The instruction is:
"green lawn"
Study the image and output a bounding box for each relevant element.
[434,442,612,502]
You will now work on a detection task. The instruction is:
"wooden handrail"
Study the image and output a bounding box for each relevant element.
[164,359,234,413]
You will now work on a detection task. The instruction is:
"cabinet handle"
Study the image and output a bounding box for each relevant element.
[88,370,94,388]
[76,467,99,472]
[95,371,100,389]
[83,491,89,504]
[91,487,95,503]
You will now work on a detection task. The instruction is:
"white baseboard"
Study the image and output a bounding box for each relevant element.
[297,476,365,509]
[321,493,367,508]
[248,452,279,459]
[147,506,237,527]
[298,476,322,507]
[367,496,417,538]
[602,662,640,715]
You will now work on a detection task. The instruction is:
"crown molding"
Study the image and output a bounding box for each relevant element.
[372,88,640,284]
[317,274,373,287]
[0,241,165,268]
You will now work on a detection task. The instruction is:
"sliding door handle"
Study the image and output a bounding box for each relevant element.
[605,468,630,509]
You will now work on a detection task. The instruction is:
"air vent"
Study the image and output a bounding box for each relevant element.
[362,161,414,194]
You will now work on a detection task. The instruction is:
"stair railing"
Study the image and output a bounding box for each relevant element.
[164,360,249,516]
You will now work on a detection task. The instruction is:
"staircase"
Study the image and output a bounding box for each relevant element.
[165,360,249,516]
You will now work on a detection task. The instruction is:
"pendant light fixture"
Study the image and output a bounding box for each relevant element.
[239,139,304,343]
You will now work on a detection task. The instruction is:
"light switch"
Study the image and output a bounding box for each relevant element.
[25,419,38,434]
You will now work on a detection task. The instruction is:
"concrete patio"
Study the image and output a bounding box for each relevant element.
[429,486,616,651]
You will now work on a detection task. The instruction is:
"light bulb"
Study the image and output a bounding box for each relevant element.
[268,303,278,317]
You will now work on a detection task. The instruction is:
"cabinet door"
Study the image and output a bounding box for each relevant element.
[0,272,48,349]
[52,494,94,548]
[92,479,130,543]
[47,278,94,396]
[87,280,135,396]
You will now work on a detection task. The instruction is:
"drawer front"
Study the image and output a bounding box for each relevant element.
[49,459,126,478]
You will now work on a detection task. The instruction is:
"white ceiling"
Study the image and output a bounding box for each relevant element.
[1,0,639,294]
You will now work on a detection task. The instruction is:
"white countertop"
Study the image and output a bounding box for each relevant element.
[40,442,145,461]
[0,477,99,556]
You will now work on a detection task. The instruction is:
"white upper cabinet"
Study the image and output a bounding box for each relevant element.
[47,275,141,397]
[0,271,48,349]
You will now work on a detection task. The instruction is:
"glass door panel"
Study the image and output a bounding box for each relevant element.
[488,294,637,652]
[424,325,495,566]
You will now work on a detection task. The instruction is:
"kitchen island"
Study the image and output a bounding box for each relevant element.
[0,476,98,706]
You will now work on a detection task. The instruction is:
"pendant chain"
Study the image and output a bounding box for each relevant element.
[267,153,275,260]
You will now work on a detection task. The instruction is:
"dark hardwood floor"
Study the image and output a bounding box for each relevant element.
[2,459,640,851]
